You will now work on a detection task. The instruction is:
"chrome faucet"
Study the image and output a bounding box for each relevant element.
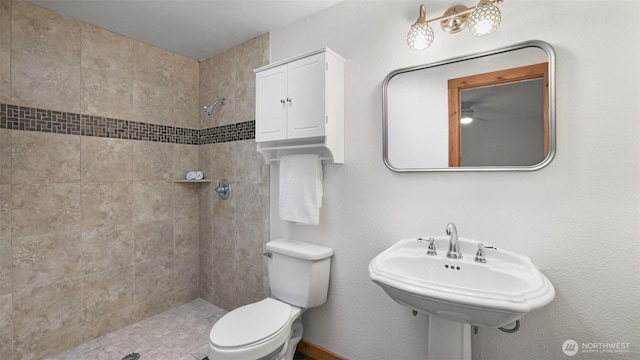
[446,222,462,259]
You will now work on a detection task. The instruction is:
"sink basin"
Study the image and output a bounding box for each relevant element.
[369,237,555,328]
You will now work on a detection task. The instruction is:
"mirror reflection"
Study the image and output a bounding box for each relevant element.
[383,40,555,172]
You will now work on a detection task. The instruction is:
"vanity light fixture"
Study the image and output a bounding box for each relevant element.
[407,0,503,50]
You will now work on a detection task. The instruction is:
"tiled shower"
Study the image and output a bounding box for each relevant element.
[0,1,270,358]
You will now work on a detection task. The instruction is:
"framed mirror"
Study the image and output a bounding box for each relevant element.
[383,40,556,172]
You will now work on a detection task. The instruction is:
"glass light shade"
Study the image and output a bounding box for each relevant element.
[468,3,501,36]
[460,116,473,124]
[407,22,434,50]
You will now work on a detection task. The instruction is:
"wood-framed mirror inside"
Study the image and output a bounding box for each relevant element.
[447,62,549,167]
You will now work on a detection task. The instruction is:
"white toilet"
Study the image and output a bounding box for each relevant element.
[208,239,334,360]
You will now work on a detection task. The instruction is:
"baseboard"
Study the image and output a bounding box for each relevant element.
[296,339,345,360]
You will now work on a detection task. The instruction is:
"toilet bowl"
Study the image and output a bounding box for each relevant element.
[208,239,333,360]
[208,298,302,360]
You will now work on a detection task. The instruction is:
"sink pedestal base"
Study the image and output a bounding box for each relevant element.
[427,316,471,360]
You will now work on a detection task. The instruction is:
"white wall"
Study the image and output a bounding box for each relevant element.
[270,1,639,359]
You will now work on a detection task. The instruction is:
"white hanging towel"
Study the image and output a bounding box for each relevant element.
[279,154,323,225]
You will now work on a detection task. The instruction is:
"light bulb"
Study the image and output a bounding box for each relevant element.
[461,116,473,124]
[469,3,501,36]
[407,22,434,50]
[407,4,434,50]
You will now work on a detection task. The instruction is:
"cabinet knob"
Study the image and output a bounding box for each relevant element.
[280,99,285,104]
[286,98,292,103]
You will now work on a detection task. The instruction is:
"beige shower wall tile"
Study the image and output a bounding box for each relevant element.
[134,255,174,302]
[0,183,9,249]
[14,322,83,360]
[133,291,174,322]
[234,179,270,226]
[211,142,236,186]
[236,139,269,184]
[211,221,236,310]
[132,80,175,126]
[11,183,81,238]
[0,262,13,295]
[0,0,8,102]
[0,130,9,184]
[210,51,234,93]
[235,34,270,84]
[0,0,9,50]
[235,79,256,123]
[134,42,197,92]
[133,180,173,223]
[173,182,200,219]
[81,224,134,275]
[81,67,133,120]
[134,219,174,263]
[81,23,134,78]
[198,144,214,182]
[235,219,269,305]
[175,250,199,304]
[81,306,135,341]
[173,144,198,180]
[0,293,10,332]
[174,216,199,254]
[0,293,11,356]
[172,87,199,129]
[11,131,81,184]
[133,141,172,181]
[12,279,82,342]
[0,48,8,103]
[81,182,133,229]
[12,231,82,291]
[198,250,213,304]
[10,49,81,112]
[81,137,132,182]
[82,266,133,320]
[11,1,81,64]
[198,183,213,251]
[199,56,214,95]
[0,185,10,295]
[175,286,199,306]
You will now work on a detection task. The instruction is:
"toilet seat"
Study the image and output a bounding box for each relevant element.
[211,298,292,348]
[209,298,302,360]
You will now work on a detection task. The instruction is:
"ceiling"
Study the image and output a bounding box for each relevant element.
[27,0,344,61]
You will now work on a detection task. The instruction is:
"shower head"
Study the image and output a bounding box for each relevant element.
[203,98,226,116]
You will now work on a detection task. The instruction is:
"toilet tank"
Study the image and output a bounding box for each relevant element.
[265,239,334,308]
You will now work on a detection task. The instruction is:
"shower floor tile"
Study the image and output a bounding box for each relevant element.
[46,299,227,360]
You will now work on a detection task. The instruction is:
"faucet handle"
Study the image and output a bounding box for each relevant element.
[474,243,497,263]
[418,237,438,256]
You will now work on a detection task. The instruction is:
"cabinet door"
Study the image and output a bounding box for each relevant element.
[286,53,326,139]
[256,64,287,142]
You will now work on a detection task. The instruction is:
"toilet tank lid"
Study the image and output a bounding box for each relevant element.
[266,239,333,260]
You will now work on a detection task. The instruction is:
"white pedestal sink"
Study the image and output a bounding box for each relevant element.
[369,236,555,359]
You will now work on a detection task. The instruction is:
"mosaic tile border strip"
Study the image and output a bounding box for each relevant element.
[0,103,255,144]
[199,120,255,144]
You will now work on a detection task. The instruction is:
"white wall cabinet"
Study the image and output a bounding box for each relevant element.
[255,48,345,164]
